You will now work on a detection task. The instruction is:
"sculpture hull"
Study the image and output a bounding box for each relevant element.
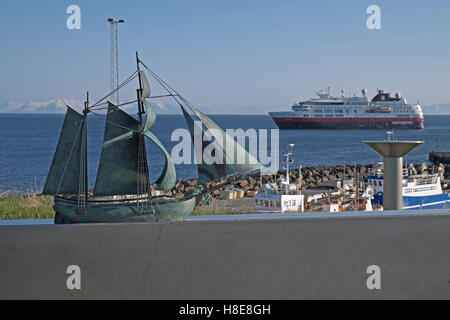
[53,196,196,224]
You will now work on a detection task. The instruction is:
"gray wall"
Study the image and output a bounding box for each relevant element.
[1,212,450,299]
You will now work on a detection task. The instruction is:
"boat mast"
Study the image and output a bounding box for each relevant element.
[136,52,145,118]
[83,92,89,202]
[135,52,151,209]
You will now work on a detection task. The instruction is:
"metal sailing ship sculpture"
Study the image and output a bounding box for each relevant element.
[42,53,262,223]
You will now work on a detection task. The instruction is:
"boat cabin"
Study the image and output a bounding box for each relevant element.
[323,203,340,212]
[254,193,305,213]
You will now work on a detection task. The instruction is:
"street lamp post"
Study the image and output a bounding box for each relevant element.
[107,18,125,105]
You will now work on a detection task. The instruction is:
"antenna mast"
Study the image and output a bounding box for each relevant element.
[107,18,125,105]
[282,144,295,185]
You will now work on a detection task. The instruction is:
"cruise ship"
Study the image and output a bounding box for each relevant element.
[269,88,424,129]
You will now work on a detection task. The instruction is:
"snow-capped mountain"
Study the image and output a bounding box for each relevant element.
[2,99,448,114]
[0,99,188,114]
[0,99,84,114]
[421,103,450,115]
[0,99,264,114]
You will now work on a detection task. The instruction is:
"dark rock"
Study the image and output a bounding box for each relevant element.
[248,176,257,186]
[238,180,249,188]
[184,179,197,186]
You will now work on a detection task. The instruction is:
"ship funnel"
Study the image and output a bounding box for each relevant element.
[364,141,423,210]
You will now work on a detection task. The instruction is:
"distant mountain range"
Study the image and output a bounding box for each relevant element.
[0,99,180,114]
[0,99,84,114]
[0,99,449,115]
[421,103,450,115]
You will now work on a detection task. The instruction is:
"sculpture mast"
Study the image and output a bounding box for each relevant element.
[135,52,151,208]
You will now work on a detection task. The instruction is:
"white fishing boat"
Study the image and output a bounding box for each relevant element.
[254,145,305,213]
[368,163,450,209]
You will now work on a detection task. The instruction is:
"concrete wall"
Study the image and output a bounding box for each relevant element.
[2,212,450,299]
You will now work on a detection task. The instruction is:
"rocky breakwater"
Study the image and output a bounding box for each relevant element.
[154,163,450,201]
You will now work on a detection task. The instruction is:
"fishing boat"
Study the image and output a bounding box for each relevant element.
[254,145,305,213]
[42,53,262,224]
[368,163,450,209]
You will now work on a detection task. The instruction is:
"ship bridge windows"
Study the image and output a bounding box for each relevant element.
[297,105,312,111]
[370,180,378,187]
[369,179,383,187]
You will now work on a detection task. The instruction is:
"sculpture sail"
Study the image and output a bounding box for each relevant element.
[42,106,85,195]
[93,103,144,197]
[180,105,237,184]
[139,70,151,100]
[178,95,262,176]
[142,100,176,191]
[143,100,156,130]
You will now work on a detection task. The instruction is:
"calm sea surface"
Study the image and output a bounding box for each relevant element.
[0,113,449,193]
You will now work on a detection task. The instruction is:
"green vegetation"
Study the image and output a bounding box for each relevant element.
[191,206,253,216]
[0,191,252,220]
[0,192,54,220]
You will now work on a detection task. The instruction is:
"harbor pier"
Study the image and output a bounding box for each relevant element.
[429,152,450,165]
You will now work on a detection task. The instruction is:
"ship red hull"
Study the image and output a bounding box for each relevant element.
[271,117,424,129]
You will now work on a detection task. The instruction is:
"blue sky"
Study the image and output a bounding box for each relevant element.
[1,0,450,112]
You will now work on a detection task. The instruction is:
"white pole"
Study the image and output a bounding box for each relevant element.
[286,152,290,185]
[299,165,302,190]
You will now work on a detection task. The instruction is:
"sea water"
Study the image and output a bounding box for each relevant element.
[0,113,449,193]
